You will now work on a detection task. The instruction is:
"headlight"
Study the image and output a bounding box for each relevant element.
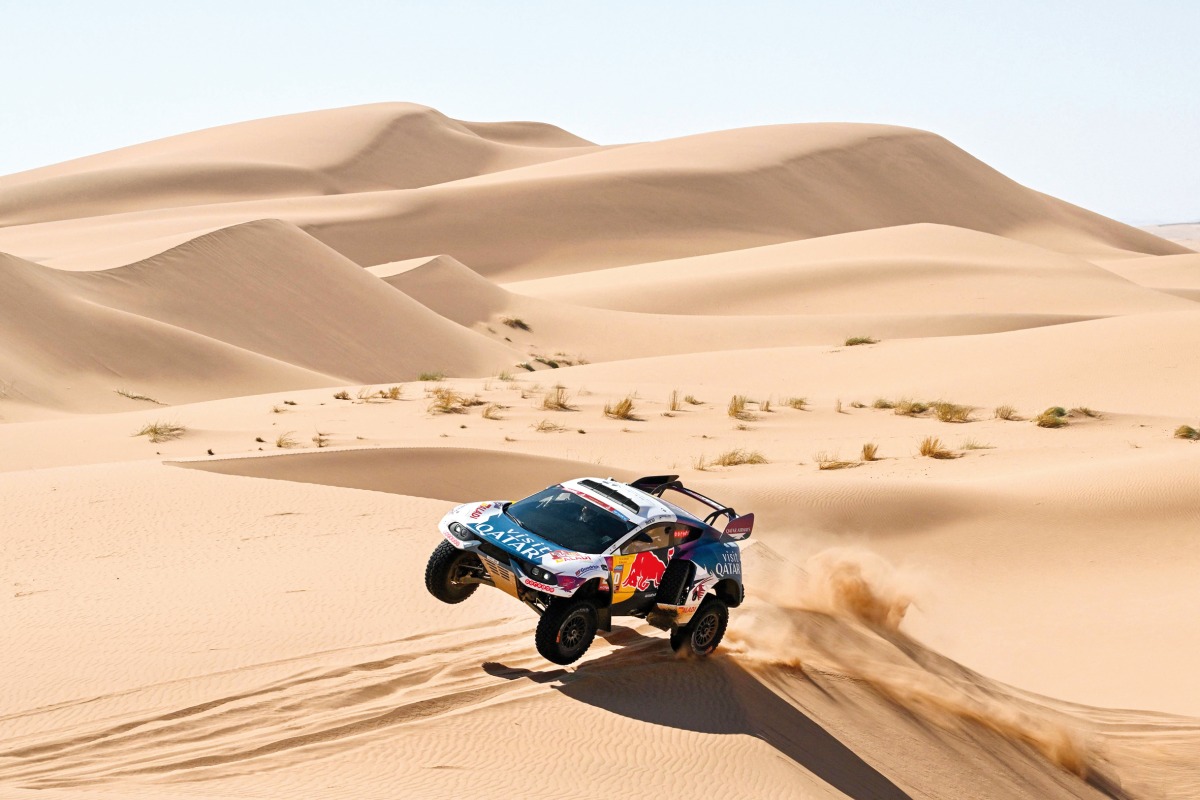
[448,522,474,540]
[527,564,557,584]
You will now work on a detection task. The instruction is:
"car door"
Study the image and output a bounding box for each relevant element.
[607,523,680,614]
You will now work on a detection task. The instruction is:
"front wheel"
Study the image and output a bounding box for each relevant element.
[535,598,598,665]
[670,596,728,657]
[425,540,481,604]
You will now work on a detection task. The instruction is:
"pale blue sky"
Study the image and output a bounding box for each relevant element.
[3,1,1197,222]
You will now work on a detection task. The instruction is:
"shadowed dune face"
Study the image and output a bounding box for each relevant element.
[4,104,1200,800]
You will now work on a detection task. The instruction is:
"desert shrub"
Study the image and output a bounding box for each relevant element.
[498,370,514,382]
[604,395,639,420]
[932,402,974,423]
[1035,407,1069,428]
[275,431,299,449]
[501,317,531,331]
[418,371,446,382]
[383,386,403,400]
[1070,406,1101,418]
[542,385,576,411]
[684,394,704,405]
[1173,425,1199,440]
[850,401,866,408]
[133,421,186,443]
[759,397,772,413]
[845,336,878,346]
[312,432,330,448]
[961,438,993,450]
[872,398,895,409]
[669,390,681,412]
[116,389,163,405]
[533,419,568,432]
[713,448,768,466]
[994,404,1019,420]
[784,397,808,410]
[894,398,929,417]
[333,390,351,400]
[918,436,959,459]
[428,387,472,414]
[533,356,559,369]
[815,451,858,470]
[482,403,504,420]
[728,395,756,420]
[861,442,879,462]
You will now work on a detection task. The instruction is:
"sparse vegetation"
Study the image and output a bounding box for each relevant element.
[962,439,994,450]
[861,442,879,462]
[312,432,330,448]
[541,385,576,411]
[418,372,446,382]
[692,454,711,471]
[850,401,866,409]
[482,403,504,420]
[932,401,975,423]
[815,451,858,470]
[1070,406,1101,419]
[728,395,756,421]
[994,404,1019,421]
[845,336,878,346]
[533,419,568,433]
[356,387,381,401]
[518,362,535,372]
[604,395,639,420]
[533,355,560,369]
[384,386,404,400]
[428,387,472,414]
[872,398,895,410]
[133,421,186,443]
[759,397,772,413]
[713,448,768,467]
[669,390,681,412]
[502,317,531,331]
[271,405,286,414]
[255,437,265,443]
[735,423,752,431]
[684,394,704,405]
[1174,425,1200,440]
[333,390,351,400]
[115,389,164,405]
[919,436,960,459]
[275,431,299,449]
[894,398,929,417]
[784,397,808,410]
[498,370,514,382]
[835,399,845,414]
[1035,407,1069,428]
[283,400,298,406]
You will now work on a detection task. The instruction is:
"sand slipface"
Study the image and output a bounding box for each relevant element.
[2,105,1198,800]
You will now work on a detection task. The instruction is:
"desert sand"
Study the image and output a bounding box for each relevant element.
[2,102,1198,799]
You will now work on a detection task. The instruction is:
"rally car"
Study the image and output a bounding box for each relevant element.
[425,475,753,665]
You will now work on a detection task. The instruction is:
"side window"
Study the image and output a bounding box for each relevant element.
[620,523,676,554]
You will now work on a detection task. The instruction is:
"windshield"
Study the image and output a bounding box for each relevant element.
[506,487,634,554]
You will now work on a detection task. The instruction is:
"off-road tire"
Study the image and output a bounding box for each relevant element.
[655,559,694,606]
[535,598,598,665]
[670,596,729,657]
[425,540,481,604]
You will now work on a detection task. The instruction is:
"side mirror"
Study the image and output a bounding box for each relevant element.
[723,514,754,541]
[634,531,654,544]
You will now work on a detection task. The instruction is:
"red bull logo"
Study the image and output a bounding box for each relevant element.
[621,551,667,592]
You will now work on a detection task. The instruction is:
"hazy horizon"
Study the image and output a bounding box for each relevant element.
[4,1,1197,224]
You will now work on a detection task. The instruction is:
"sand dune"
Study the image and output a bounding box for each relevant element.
[4,103,1198,799]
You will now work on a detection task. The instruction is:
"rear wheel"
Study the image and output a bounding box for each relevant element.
[425,540,481,604]
[535,598,598,665]
[670,596,728,657]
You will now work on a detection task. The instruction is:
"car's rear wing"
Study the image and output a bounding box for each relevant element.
[628,474,753,540]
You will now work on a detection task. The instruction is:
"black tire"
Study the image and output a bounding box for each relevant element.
[425,540,481,604]
[655,559,694,606]
[670,596,729,657]
[535,598,598,665]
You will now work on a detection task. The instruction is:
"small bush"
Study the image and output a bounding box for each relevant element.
[116,389,163,405]
[384,386,403,400]
[502,317,531,331]
[482,403,504,420]
[684,394,704,405]
[498,370,514,382]
[533,356,560,369]
[604,395,639,420]
[850,401,866,409]
[759,398,772,413]
[845,336,878,346]
[932,402,974,423]
[518,362,535,372]
[713,448,768,466]
[728,395,755,421]
[428,387,471,414]
[542,385,576,411]
[1175,425,1200,440]
[895,398,929,417]
[861,442,879,462]
[133,421,186,443]
[872,398,895,409]
[333,390,351,400]
[962,438,994,450]
[1070,406,1101,419]
[312,432,330,448]
[533,419,568,433]
[1035,408,1069,428]
[919,436,959,459]
[418,372,446,382]
[784,397,808,410]
[669,390,681,412]
[692,454,711,471]
[283,400,298,406]
[275,431,299,449]
[994,404,1019,421]
[815,451,858,470]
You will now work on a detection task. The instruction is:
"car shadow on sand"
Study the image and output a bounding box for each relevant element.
[483,628,912,800]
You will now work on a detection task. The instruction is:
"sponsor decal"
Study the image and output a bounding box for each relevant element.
[724,513,754,540]
[472,522,555,560]
[713,549,740,578]
[621,551,667,592]
[576,564,602,577]
[521,577,557,593]
[549,549,591,563]
[469,503,493,520]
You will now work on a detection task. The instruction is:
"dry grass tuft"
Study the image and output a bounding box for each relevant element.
[845,336,878,346]
[784,397,808,410]
[669,390,681,412]
[872,398,895,409]
[133,421,186,443]
[759,397,772,413]
[427,387,473,414]
[1034,407,1069,428]
[275,431,299,449]
[894,398,929,417]
[850,401,866,409]
[312,432,331,448]
[961,438,994,450]
[815,451,859,470]
[541,385,576,411]
[418,371,445,382]
[692,454,711,471]
[533,419,568,433]
[333,390,351,400]
[713,448,768,466]
[604,395,639,420]
[482,403,504,420]
[728,395,756,420]
[918,436,960,459]
[932,401,975,423]
[835,398,845,414]
[993,404,1020,421]
[497,370,514,382]
[1070,406,1102,418]
[116,389,164,405]
[1174,425,1200,440]
[684,394,704,405]
[861,442,879,462]
[501,317,531,331]
[383,386,404,401]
